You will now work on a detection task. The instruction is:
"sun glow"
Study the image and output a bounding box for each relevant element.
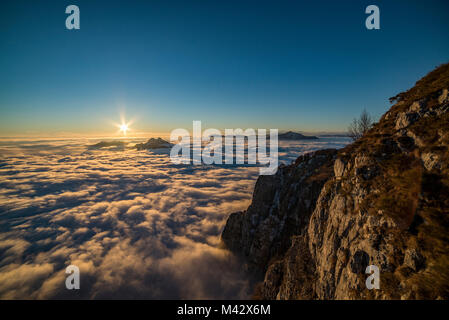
[119,123,129,135]
[112,112,135,136]
[113,117,133,136]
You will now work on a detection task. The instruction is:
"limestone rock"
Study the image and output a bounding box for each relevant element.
[334,158,345,180]
[421,152,441,171]
[439,88,448,104]
[221,63,449,300]
[221,149,337,271]
[403,249,425,271]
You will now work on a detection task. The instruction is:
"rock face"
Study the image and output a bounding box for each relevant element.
[221,63,449,299]
[222,149,337,273]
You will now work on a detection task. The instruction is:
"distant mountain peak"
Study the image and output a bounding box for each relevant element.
[135,138,173,150]
[278,131,318,140]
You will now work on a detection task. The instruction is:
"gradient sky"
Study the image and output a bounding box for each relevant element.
[1,0,448,137]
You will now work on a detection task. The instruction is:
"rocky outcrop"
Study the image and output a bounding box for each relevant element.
[222,63,449,300]
[222,149,337,273]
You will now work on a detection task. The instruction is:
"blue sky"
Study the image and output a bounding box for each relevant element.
[1,0,448,136]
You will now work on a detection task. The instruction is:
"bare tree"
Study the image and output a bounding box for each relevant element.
[348,109,373,141]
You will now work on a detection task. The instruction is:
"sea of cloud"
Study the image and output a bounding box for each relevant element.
[0,136,350,299]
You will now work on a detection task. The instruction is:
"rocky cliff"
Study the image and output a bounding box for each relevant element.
[221,63,449,299]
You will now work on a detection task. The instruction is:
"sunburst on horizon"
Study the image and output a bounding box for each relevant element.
[113,115,134,137]
[119,123,129,136]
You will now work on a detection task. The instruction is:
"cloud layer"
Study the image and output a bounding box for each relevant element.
[0,137,349,299]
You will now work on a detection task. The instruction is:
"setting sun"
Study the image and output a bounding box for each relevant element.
[119,123,129,135]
